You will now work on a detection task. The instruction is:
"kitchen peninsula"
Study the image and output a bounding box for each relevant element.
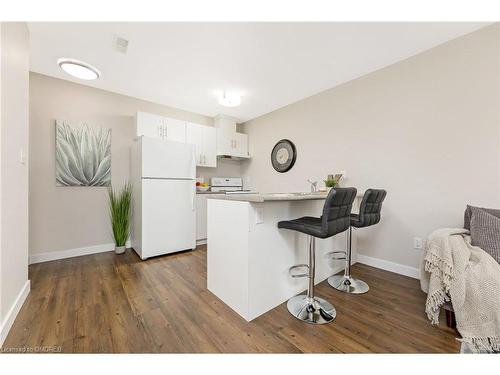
[207,191,363,321]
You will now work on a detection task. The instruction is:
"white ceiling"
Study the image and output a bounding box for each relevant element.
[28,22,489,122]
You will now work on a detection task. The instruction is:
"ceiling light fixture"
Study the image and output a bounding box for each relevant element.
[218,91,241,107]
[57,58,101,80]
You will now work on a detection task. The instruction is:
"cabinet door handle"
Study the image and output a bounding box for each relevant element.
[164,125,167,139]
[203,154,206,165]
[158,126,162,138]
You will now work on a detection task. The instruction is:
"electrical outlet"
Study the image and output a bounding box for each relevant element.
[413,237,423,250]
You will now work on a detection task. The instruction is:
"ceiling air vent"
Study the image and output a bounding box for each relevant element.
[113,36,129,54]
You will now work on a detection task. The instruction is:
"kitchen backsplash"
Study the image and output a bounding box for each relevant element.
[196,158,243,185]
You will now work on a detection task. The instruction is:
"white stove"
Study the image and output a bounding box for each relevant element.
[210,177,258,194]
[210,177,243,192]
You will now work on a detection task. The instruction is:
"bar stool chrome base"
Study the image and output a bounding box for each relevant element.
[328,274,369,294]
[287,295,336,324]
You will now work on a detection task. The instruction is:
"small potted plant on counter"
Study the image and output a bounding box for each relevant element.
[324,174,343,193]
[108,182,132,255]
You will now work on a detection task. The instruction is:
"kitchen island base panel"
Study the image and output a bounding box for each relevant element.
[207,198,359,321]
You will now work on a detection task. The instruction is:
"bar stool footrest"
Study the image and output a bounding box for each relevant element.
[325,250,347,260]
[289,264,309,278]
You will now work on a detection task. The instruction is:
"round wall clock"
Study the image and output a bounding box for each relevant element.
[271,139,297,173]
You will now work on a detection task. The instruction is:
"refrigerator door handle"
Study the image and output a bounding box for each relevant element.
[192,185,196,211]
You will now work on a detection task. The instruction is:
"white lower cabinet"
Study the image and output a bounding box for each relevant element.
[196,194,208,241]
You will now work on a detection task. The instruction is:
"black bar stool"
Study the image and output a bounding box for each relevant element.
[328,189,387,294]
[278,187,357,324]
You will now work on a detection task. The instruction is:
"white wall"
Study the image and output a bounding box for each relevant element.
[241,24,500,270]
[0,22,30,346]
[29,73,241,261]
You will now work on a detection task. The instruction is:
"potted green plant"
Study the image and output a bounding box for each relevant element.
[324,174,343,193]
[108,182,132,255]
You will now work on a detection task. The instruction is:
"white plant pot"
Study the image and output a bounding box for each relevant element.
[115,245,126,255]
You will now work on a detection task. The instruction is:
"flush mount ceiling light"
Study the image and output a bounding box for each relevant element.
[57,58,101,80]
[218,91,241,107]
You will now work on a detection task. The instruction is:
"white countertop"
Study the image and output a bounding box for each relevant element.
[206,191,364,202]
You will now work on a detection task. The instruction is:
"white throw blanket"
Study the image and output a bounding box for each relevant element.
[421,228,500,353]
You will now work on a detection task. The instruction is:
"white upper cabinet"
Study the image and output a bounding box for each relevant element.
[214,114,250,159]
[164,117,186,143]
[135,112,244,167]
[215,126,234,156]
[234,132,249,158]
[136,111,165,139]
[135,111,186,142]
[186,123,203,165]
[186,123,217,168]
[202,126,217,167]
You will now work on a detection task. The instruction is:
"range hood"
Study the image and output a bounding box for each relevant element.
[217,154,250,161]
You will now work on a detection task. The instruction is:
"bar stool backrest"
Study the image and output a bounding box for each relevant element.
[321,187,357,237]
[356,189,387,227]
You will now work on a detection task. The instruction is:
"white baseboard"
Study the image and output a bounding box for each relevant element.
[356,254,420,279]
[0,280,30,347]
[196,239,207,246]
[29,240,132,264]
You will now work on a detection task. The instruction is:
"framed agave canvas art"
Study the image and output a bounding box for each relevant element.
[55,120,111,187]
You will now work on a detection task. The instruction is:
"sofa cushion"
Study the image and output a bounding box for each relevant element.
[464,205,500,231]
[469,206,500,264]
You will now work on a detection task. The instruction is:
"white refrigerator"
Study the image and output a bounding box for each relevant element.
[130,136,196,260]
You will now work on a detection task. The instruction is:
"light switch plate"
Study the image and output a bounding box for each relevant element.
[19,149,26,165]
[254,207,264,224]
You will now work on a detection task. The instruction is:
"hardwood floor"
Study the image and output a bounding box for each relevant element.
[3,246,460,353]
